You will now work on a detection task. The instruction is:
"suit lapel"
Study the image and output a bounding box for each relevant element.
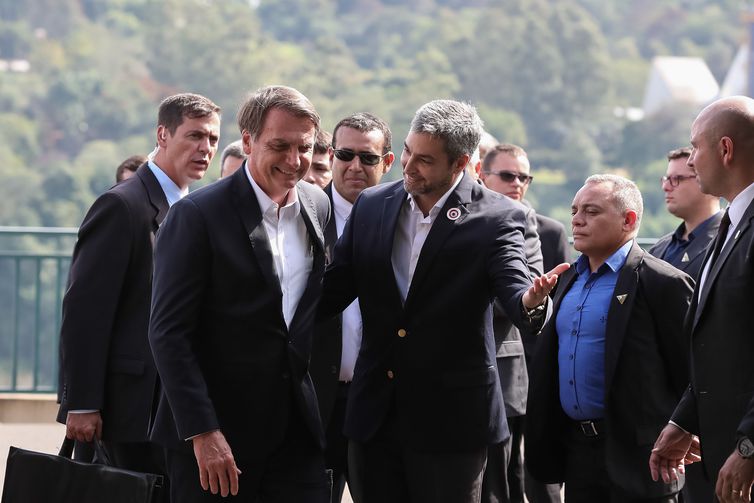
[323,184,338,262]
[696,202,754,325]
[404,175,473,308]
[603,243,642,394]
[684,212,722,267]
[136,163,169,230]
[382,182,408,302]
[230,165,282,297]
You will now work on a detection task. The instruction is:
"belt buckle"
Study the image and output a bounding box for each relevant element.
[579,420,599,437]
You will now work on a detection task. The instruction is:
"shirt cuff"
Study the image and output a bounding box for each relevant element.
[669,420,691,435]
[68,409,99,413]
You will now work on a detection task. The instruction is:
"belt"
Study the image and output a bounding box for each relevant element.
[571,419,604,438]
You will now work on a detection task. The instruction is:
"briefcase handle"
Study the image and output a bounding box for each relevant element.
[57,437,115,466]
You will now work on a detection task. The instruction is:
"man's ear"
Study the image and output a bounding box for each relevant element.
[624,210,638,231]
[241,130,252,156]
[453,153,470,174]
[156,125,168,147]
[383,152,395,174]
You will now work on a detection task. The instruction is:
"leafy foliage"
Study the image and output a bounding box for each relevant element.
[0,0,744,238]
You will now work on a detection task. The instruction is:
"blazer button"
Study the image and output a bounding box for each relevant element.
[387,370,395,379]
[330,365,337,374]
[397,329,407,338]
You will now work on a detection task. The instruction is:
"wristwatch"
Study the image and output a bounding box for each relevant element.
[737,436,754,459]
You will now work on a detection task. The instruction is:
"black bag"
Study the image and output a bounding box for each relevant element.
[1,437,163,503]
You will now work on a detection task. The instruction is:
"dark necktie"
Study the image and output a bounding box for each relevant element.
[708,209,731,268]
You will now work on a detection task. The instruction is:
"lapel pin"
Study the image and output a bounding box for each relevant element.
[446,207,461,221]
[735,230,741,240]
[681,252,690,263]
[616,294,627,305]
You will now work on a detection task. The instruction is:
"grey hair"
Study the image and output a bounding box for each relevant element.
[410,100,483,163]
[220,139,246,171]
[584,174,644,230]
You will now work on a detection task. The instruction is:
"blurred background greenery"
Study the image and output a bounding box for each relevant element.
[0,0,749,238]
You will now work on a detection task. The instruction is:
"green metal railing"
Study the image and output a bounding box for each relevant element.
[0,227,77,393]
[0,226,659,394]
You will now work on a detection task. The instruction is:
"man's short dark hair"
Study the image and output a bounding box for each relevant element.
[237,85,319,140]
[220,140,246,175]
[115,154,147,183]
[157,93,221,135]
[314,130,332,155]
[667,147,692,161]
[332,112,392,154]
[482,143,529,172]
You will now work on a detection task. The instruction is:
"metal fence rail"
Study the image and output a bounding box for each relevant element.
[0,227,77,393]
[0,226,658,394]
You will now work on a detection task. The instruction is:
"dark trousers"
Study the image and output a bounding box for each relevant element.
[563,423,678,503]
[324,382,350,503]
[348,409,487,503]
[481,436,512,503]
[679,463,714,503]
[165,409,329,503]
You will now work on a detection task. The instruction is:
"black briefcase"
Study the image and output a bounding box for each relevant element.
[1,437,163,503]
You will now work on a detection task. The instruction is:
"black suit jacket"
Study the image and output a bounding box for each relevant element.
[536,214,570,273]
[526,243,693,498]
[494,203,543,418]
[671,198,754,479]
[320,174,541,452]
[648,211,723,280]
[148,166,331,455]
[57,164,168,442]
[309,183,343,428]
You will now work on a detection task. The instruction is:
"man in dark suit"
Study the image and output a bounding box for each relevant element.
[648,146,722,503]
[148,85,330,502]
[57,93,221,477]
[650,96,754,503]
[480,143,568,503]
[320,99,567,503]
[649,146,722,281]
[309,112,394,503]
[526,174,694,502]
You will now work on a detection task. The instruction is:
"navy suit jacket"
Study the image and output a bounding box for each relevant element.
[149,166,330,455]
[671,198,754,479]
[648,211,723,281]
[526,243,693,498]
[320,174,540,452]
[57,164,168,442]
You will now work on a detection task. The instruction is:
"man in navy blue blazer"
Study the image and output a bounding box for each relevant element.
[319,99,566,503]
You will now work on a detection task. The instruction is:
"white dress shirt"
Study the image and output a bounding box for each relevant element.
[332,187,362,382]
[391,172,465,302]
[698,181,754,296]
[246,167,313,328]
[148,160,188,207]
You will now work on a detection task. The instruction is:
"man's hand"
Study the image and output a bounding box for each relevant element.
[522,263,570,309]
[65,411,102,442]
[716,451,754,503]
[192,430,242,497]
[649,423,694,483]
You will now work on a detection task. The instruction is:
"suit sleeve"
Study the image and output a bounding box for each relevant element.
[149,198,219,440]
[489,206,536,332]
[59,192,133,411]
[652,268,694,397]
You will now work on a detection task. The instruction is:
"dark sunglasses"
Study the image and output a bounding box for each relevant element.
[333,149,386,166]
[660,174,696,187]
[486,171,533,184]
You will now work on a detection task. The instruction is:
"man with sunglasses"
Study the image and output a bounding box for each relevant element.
[309,112,394,503]
[319,99,567,503]
[480,143,568,503]
[649,147,723,282]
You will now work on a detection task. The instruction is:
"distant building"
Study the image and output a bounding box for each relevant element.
[642,56,719,116]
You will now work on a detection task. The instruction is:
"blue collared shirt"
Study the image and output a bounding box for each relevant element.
[662,213,719,267]
[556,239,632,420]
[147,161,188,207]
